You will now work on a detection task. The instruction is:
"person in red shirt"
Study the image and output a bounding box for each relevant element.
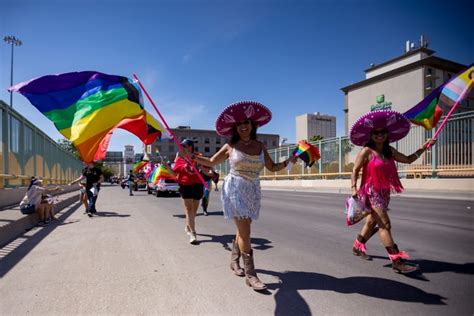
[173,139,203,245]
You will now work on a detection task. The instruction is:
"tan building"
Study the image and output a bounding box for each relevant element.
[341,39,472,135]
[295,112,336,141]
[151,126,279,162]
[104,151,123,176]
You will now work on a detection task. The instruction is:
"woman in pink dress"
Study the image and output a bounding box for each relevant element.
[350,110,436,274]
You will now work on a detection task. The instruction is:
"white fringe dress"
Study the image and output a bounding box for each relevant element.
[221,148,264,220]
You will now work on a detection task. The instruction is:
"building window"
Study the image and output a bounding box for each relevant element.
[426,68,433,76]
[195,147,199,152]
[205,147,210,153]
[204,137,210,144]
[426,80,433,90]
[272,141,277,147]
[216,138,221,144]
[263,140,268,146]
[216,147,221,153]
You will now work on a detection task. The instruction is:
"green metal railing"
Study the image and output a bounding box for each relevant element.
[217,111,474,179]
[0,100,83,188]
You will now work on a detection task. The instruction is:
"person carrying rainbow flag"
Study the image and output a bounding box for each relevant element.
[349,110,436,274]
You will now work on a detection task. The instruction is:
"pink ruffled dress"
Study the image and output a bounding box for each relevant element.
[359,149,403,211]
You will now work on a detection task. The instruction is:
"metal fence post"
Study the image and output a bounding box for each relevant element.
[318,140,322,174]
[5,108,11,187]
[431,127,437,178]
[287,146,290,176]
[338,137,342,176]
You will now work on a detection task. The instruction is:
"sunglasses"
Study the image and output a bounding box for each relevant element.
[236,119,251,127]
[372,129,388,136]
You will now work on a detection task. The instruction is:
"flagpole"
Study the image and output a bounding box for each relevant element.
[132,74,209,190]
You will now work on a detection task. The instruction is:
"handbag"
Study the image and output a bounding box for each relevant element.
[345,196,371,226]
[20,203,36,215]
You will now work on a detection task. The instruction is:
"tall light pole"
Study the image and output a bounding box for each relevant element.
[4,35,22,108]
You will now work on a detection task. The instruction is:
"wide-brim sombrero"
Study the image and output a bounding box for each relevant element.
[350,110,411,146]
[215,101,272,136]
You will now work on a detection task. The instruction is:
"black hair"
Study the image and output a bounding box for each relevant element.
[181,139,195,152]
[229,120,258,145]
[364,130,393,159]
[28,177,38,190]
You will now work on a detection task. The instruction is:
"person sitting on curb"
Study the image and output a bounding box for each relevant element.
[20,177,62,226]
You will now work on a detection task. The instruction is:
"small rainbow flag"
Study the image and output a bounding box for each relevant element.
[132,160,148,173]
[293,140,321,167]
[404,65,473,130]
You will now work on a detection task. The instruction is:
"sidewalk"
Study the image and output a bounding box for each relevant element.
[261,185,474,201]
[260,178,474,201]
[0,191,80,248]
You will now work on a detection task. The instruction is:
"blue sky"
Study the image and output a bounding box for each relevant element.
[1,0,472,152]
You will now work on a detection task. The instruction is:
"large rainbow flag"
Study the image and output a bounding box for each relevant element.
[404,65,473,129]
[10,71,165,162]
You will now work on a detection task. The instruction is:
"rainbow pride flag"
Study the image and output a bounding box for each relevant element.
[155,164,176,182]
[149,166,159,184]
[404,65,473,129]
[132,160,148,173]
[292,140,321,167]
[10,71,165,162]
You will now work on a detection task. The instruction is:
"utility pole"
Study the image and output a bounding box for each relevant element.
[3,35,22,108]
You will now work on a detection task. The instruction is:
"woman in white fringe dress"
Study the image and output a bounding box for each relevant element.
[193,101,297,291]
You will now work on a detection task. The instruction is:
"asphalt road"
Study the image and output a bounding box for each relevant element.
[1,185,473,315]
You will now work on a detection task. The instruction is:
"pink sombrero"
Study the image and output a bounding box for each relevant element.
[215,101,272,136]
[350,110,411,146]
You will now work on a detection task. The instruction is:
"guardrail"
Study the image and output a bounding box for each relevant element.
[216,111,474,179]
[0,100,83,188]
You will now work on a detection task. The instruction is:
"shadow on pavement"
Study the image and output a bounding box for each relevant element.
[196,210,224,217]
[0,202,81,278]
[371,255,474,275]
[172,210,223,219]
[94,211,131,218]
[196,233,273,251]
[258,269,447,315]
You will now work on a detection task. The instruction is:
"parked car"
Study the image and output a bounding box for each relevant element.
[155,178,180,197]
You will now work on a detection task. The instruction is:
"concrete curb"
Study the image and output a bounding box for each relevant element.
[0,193,79,248]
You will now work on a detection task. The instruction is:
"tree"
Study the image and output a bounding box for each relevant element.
[57,138,80,159]
[98,163,115,180]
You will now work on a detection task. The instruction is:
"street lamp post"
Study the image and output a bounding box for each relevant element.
[3,35,22,108]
